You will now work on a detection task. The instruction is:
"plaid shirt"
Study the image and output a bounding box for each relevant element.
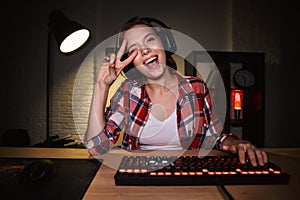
[85,72,234,156]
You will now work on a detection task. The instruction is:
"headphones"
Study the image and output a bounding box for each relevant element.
[115,17,177,55]
[142,17,177,54]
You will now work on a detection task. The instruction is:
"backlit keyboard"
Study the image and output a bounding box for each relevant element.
[114,156,290,185]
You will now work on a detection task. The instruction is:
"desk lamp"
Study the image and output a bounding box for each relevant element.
[45,10,90,144]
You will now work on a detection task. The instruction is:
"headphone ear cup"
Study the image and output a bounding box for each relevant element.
[157,28,177,54]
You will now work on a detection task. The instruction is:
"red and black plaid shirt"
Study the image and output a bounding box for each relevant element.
[85,72,233,156]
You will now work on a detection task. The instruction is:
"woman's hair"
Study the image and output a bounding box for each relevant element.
[117,16,177,80]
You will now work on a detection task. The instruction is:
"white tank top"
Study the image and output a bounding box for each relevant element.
[139,110,182,150]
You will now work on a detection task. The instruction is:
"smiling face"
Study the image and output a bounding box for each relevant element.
[124,24,168,80]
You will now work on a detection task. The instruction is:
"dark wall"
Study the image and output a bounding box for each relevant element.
[1,0,299,147]
[279,1,300,147]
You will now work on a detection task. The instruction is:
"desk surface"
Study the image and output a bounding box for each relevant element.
[83,148,300,200]
[0,147,299,200]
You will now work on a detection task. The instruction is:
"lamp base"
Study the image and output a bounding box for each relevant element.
[234,109,241,121]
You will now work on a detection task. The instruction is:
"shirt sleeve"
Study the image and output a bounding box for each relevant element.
[215,131,240,150]
[202,81,240,150]
[84,81,128,156]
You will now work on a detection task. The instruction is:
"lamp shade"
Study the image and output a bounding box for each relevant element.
[49,10,90,53]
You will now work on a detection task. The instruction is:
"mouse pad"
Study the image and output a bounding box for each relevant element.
[0,158,102,200]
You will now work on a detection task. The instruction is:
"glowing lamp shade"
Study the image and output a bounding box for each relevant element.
[60,29,90,53]
[231,90,243,120]
[49,10,90,53]
[234,92,242,110]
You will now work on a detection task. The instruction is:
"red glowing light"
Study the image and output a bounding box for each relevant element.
[232,90,243,110]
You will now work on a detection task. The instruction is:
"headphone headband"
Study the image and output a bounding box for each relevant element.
[116,17,177,55]
[140,17,171,29]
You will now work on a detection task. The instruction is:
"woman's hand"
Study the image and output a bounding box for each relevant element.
[96,39,137,87]
[222,137,268,166]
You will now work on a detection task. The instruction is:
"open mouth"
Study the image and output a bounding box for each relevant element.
[144,55,158,67]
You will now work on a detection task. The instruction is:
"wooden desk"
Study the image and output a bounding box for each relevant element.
[84,149,230,200]
[0,148,299,200]
[83,148,300,200]
[0,147,91,159]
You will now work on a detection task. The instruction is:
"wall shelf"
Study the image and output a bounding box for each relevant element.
[185,51,265,147]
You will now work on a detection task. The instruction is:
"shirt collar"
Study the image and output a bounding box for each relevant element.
[172,71,196,105]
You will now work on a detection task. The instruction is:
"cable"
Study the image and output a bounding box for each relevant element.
[217,185,235,200]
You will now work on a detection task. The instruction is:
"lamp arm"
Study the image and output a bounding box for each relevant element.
[46,27,54,142]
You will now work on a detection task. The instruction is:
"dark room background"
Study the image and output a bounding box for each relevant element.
[1,0,299,147]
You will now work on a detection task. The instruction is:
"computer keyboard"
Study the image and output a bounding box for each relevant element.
[114,155,290,186]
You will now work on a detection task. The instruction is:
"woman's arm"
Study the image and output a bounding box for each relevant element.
[85,83,110,142]
[84,40,137,154]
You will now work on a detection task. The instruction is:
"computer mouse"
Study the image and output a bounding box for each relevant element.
[20,159,55,183]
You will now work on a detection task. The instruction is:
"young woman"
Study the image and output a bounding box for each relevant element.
[84,16,268,166]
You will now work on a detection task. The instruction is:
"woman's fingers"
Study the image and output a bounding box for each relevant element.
[114,39,138,73]
[121,51,137,67]
[236,142,268,166]
[99,39,138,84]
[262,151,268,163]
[246,147,258,166]
[237,143,247,164]
[109,54,116,66]
[116,39,127,60]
